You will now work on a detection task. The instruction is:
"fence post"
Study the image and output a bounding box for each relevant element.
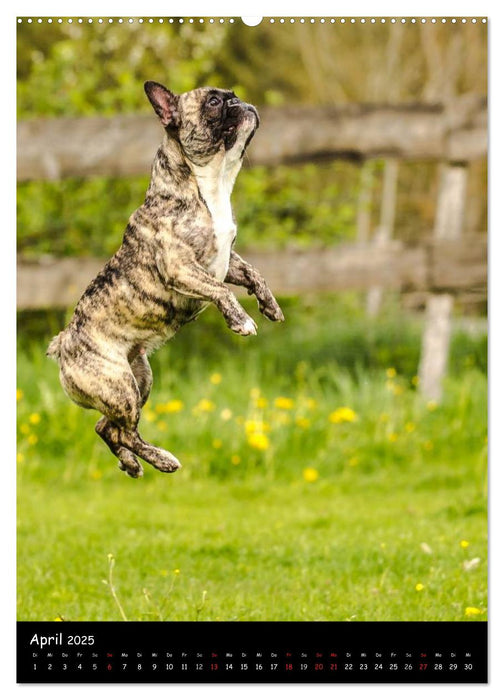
[366,158,399,316]
[418,162,468,401]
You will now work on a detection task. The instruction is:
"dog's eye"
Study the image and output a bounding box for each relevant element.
[208,96,222,107]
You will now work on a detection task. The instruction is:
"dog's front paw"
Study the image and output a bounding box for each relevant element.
[259,297,285,323]
[153,449,182,473]
[119,460,144,478]
[117,446,144,478]
[231,315,257,336]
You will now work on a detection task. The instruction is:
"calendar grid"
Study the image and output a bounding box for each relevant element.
[17,621,487,683]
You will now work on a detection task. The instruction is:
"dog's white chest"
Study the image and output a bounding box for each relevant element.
[196,174,236,281]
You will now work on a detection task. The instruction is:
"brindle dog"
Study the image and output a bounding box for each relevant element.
[47,81,284,478]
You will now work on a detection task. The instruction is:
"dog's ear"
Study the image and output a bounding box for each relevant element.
[144,81,180,128]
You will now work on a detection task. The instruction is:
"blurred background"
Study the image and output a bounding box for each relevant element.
[17,18,487,623]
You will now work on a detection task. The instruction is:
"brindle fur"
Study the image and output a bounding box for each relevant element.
[47,82,284,478]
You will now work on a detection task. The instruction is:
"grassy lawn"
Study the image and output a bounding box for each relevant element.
[16,295,487,622]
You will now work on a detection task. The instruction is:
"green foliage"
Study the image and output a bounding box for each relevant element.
[17,176,150,258]
[235,163,359,248]
[17,297,487,621]
[17,163,360,257]
[17,21,231,118]
[17,19,487,117]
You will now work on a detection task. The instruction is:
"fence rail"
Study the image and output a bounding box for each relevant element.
[17,235,486,311]
[17,95,487,182]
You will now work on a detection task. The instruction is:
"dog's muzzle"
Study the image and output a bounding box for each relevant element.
[227,99,260,130]
[245,103,260,129]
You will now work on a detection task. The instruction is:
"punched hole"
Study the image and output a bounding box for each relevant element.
[241,17,263,26]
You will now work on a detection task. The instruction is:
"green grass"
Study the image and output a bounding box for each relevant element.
[16,296,487,622]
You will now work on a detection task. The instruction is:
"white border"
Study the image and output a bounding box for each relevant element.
[4,3,502,699]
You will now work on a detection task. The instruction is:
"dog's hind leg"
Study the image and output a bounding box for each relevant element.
[95,416,144,478]
[129,348,153,406]
[95,348,156,478]
[90,354,180,476]
[101,348,155,477]
[95,348,181,478]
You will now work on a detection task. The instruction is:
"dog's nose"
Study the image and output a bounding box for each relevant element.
[245,103,260,128]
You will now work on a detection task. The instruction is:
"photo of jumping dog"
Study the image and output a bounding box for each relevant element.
[47,81,284,478]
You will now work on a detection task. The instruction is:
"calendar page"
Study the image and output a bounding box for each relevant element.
[16,13,488,684]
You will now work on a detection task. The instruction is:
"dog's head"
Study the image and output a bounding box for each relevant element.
[144,81,259,166]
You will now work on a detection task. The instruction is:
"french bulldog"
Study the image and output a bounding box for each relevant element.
[47,81,284,478]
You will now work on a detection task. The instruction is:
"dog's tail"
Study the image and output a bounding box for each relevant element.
[46,332,63,361]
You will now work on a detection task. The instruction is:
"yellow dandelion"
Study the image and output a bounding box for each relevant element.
[160,570,169,577]
[19,423,30,435]
[194,398,215,413]
[17,453,24,464]
[28,434,38,446]
[380,543,387,550]
[212,439,223,449]
[348,456,360,467]
[387,432,398,443]
[29,413,41,425]
[405,422,416,433]
[427,401,438,411]
[247,433,270,451]
[164,399,184,413]
[210,373,222,385]
[303,467,319,483]
[415,583,424,592]
[460,540,470,549]
[54,616,64,622]
[274,396,294,410]
[386,367,397,378]
[231,454,241,465]
[465,607,482,617]
[245,420,271,435]
[295,417,311,429]
[329,407,358,424]
[411,375,420,387]
[173,568,181,575]
[16,389,24,401]
[220,408,233,421]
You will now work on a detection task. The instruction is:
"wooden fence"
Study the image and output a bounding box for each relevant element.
[18,95,486,181]
[17,95,487,400]
[17,237,486,310]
